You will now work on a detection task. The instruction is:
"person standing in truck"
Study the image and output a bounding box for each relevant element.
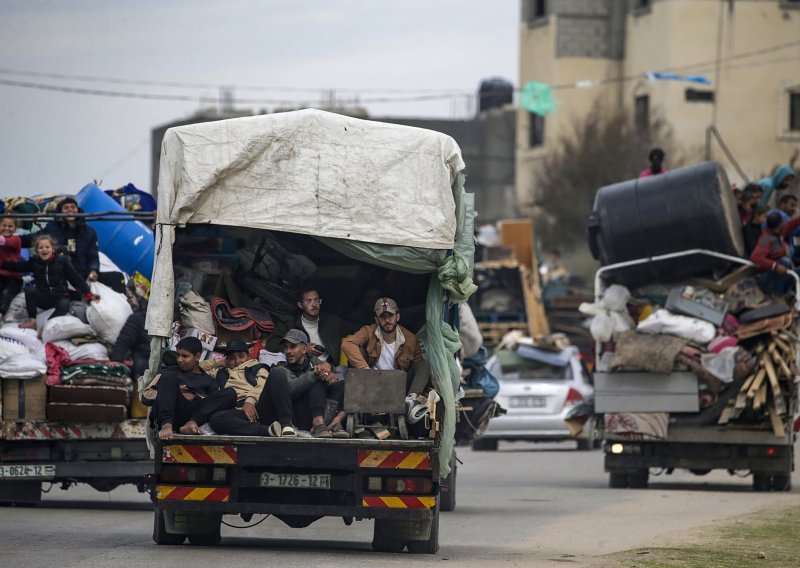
[0,217,23,321]
[639,148,667,178]
[22,197,100,282]
[749,212,800,296]
[155,337,220,440]
[342,297,431,397]
[758,164,796,209]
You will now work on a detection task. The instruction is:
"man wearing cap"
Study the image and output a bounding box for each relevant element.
[342,297,430,395]
[22,197,100,281]
[208,337,296,437]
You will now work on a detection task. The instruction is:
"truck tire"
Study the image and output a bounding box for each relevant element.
[771,475,792,492]
[153,509,187,545]
[471,437,498,452]
[440,452,457,512]
[752,473,771,492]
[407,504,440,555]
[372,519,406,553]
[628,470,649,489]
[608,472,628,488]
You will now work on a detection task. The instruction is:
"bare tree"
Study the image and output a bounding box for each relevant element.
[529,106,679,251]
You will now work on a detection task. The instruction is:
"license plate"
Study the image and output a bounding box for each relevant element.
[509,396,546,408]
[0,464,56,479]
[260,473,331,489]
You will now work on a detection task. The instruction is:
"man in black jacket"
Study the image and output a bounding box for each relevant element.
[295,285,353,367]
[22,197,100,281]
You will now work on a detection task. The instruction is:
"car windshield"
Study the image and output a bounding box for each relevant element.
[495,350,571,380]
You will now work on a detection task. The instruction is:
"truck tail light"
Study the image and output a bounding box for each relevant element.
[385,477,433,494]
[565,387,584,406]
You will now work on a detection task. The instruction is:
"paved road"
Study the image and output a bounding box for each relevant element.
[2,440,798,568]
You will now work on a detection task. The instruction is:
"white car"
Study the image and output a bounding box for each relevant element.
[472,345,596,451]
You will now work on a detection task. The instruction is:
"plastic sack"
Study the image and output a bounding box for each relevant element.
[42,315,94,343]
[178,290,215,333]
[87,282,133,344]
[601,284,631,312]
[3,291,28,323]
[53,340,109,361]
[636,309,716,344]
[700,347,738,383]
[0,325,45,360]
[590,311,614,343]
[0,335,29,362]
[610,311,633,335]
[0,354,47,378]
[36,308,56,335]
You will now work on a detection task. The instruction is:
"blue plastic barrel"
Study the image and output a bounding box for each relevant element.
[76,183,155,280]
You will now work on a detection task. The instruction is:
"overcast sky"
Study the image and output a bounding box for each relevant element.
[0,1,519,198]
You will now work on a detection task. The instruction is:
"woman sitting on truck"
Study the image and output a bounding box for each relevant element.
[1,234,100,328]
[0,216,23,321]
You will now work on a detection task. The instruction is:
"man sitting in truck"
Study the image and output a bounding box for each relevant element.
[750,211,800,296]
[205,338,298,437]
[156,337,221,440]
[342,297,431,397]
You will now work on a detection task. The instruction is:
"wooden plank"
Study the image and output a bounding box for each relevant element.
[747,368,767,399]
[768,402,787,437]
[762,354,787,415]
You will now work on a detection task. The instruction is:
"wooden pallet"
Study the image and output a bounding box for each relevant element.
[478,321,528,346]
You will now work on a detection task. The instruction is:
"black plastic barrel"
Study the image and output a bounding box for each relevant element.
[586,161,743,288]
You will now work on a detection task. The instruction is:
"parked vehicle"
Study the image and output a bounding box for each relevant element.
[472,344,595,451]
[146,109,475,553]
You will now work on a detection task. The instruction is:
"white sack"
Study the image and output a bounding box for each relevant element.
[637,309,716,344]
[3,291,28,323]
[601,284,631,312]
[0,325,45,360]
[700,347,738,383]
[0,335,29,362]
[590,312,614,343]
[0,354,47,378]
[36,308,56,335]
[86,282,133,344]
[53,340,109,361]
[42,315,94,344]
[179,290,215,333]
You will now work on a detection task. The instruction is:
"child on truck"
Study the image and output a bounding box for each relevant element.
[0,234,100,328]
[0,216,23,321]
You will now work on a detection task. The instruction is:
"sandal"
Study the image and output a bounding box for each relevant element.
[311,423,332,438]
[329,422,350,439]
[281,425,297,437]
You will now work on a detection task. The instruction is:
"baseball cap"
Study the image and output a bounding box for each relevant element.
[281,328,309,345]
[374,297,398,316]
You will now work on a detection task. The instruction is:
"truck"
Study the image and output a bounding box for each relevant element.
[587,162,797,491]
[0,205,154,505]
[144,108,475,552]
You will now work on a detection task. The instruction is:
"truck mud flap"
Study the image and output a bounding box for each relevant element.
[164,509,222,535]
[374,516,432,541]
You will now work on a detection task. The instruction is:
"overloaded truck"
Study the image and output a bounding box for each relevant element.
[144,109,476,552]
[0,202,155,505]
[586,162,797,491]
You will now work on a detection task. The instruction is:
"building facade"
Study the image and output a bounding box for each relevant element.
[517,0,800,211]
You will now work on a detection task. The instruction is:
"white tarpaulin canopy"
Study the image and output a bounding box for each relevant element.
[147,109,465,337]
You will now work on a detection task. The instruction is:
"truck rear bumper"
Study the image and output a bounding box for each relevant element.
[156,500,434,521]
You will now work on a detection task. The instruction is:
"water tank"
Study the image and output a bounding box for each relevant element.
[76,183,155,280]
[478,78,514,112]
[586,161,743,287]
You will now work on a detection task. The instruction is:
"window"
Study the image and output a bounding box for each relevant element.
[534,0,547,18]
[528,112,545,148]
[685,88,715,103]
[635,95,650,132]
[791,92,800,132]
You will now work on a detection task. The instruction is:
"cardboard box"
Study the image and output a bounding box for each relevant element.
[46,403,128,422]
[2,375,47,420]
[49,384,129,406]
[168,322,218,352]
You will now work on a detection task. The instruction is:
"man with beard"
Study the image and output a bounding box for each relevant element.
[342,297,430,396]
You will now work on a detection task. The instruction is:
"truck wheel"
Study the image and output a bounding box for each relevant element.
[752,473,771,492]
[628,470,649,489]
[407,505,440,554]
[771,474,792,492]
[471,437,498,452]
[372,519,406,553]
[609,472,628,488]
[153,509,186,545]
[440,452,457,512]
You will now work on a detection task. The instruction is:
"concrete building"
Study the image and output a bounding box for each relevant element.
[151,103,517,224]
[517,0,800,212]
